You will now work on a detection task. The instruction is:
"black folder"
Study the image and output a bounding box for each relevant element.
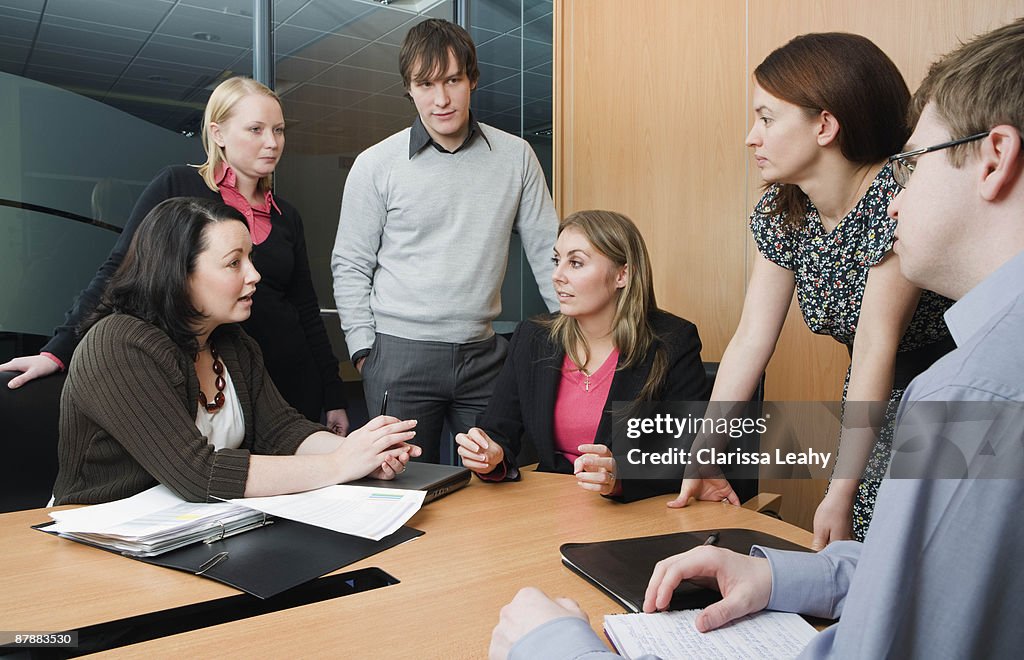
[561,528,810,612]
[36,519,423,599]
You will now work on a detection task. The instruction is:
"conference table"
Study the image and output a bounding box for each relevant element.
[0,470,813,658]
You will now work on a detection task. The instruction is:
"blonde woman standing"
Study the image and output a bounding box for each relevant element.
[2,77,350,434]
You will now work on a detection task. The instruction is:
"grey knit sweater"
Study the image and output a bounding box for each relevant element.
[331,122,559,358]
[54,314,324,504]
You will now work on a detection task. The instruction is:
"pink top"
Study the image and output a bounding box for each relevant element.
[553,349,619,465]
[215,165,279,245]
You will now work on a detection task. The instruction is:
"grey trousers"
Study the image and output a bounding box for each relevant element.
[361,332,509,464]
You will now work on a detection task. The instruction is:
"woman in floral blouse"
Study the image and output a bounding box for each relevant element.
[672,32,953,547]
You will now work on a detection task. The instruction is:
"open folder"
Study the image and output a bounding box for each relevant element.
[36,518,423,599]
[561,528,810,612]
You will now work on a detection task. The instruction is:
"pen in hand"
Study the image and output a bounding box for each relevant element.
[379,389,389,417]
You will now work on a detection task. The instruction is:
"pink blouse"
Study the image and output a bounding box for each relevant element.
[215,165,279,245]
[552,349,619,465]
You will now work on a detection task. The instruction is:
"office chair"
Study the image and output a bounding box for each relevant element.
[0,371,65,512]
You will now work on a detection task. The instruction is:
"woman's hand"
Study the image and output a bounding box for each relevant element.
[335,415,420,483]
[668,478,741,508]
[1,355,60,389]
[455,427,505,474]
[325,408,350,436]
[574,444,618,495]
[812,485,855,550]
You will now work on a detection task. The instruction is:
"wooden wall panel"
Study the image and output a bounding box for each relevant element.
[555,0,749,359]
[556,1,1024,529]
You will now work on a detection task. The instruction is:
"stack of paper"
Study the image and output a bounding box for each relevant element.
[50,482,428,558]
[48,485,268,557]
[604,609,818,659]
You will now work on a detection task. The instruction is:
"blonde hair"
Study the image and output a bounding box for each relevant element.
[196,77,282,193]
[540,210,667,402]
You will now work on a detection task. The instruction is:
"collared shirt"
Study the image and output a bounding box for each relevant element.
[215,165,280,245]
[408,113,492,159]
[755,248,1024,658]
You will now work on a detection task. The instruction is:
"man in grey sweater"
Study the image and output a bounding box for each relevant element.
[332,19,558,463]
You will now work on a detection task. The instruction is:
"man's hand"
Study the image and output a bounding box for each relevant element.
[643,546,772,632]
[489,587,589,660]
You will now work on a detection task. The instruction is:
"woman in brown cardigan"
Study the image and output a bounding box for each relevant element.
[54,197,419,504]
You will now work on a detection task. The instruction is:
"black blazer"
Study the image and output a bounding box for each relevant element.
[479,310,709,502]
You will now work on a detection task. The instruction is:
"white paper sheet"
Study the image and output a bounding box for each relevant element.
[604,609,818,660]
[230,484,426,540]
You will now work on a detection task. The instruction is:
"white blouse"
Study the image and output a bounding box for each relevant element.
[194,361,244,451]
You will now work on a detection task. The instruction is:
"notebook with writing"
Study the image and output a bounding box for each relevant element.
[347,462,471,503]
[561,528,811,612]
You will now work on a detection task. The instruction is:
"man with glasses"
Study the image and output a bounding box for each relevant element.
[490,18,1024,660]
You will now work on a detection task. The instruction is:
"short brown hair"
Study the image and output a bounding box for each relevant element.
[910,18,1024,167]
[755,33,910,225]
[399,18,479,90]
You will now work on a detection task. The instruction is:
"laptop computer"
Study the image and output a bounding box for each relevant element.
[348,462,471,503]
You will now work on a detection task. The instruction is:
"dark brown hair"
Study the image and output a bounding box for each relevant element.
[755,32,910,225]
[82,198,248,356]
[399,18,479,93]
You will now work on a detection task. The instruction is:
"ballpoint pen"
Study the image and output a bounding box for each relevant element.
[702,531,720,547]
[380,389,389,416]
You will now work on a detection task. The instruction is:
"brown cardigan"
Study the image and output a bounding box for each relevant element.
[54,314,325,504]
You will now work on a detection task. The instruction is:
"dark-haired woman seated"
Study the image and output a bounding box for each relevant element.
[54,198,419,505]
[455,210,709,502]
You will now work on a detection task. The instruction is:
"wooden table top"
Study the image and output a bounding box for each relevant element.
[0,470,812,658]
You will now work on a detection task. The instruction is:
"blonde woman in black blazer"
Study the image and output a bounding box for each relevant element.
[455,210,709,502]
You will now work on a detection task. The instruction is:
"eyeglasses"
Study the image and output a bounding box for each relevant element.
[888,131,989,188]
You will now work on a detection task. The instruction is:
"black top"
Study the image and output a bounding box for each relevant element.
[479,310,709,503]
[44,165,345,420]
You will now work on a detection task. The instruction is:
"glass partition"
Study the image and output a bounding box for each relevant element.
[0,0,553,364]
